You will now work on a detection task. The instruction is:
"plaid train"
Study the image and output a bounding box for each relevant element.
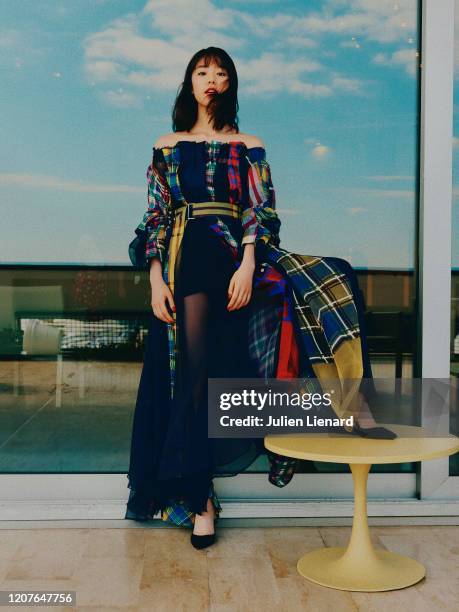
[261,247,364,421]
[266,450,299,488]
[132,140,367,506]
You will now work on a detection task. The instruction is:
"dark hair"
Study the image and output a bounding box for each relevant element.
[172,47,239,133]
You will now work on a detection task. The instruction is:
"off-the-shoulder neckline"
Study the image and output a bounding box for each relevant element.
[153,139,265,152]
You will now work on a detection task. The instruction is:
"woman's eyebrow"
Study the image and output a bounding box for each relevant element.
[195,64,225,70]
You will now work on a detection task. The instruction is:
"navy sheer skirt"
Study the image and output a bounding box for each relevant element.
[125,216,265,520]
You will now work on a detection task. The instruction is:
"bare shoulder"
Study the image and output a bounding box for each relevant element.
[153,132,265,149]
[237,133,265,149]
[153,132,185,149]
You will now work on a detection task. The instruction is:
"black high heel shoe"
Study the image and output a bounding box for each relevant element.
[326,420,397,439]
[190,519,217,550]
[351,421,397,439]
[190,500,219,550]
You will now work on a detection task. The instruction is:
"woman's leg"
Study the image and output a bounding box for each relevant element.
[180,285,259,532]
[182,291,209,414]
[180,290,216,533]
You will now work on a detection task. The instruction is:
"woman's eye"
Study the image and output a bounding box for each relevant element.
[196,71,226,76]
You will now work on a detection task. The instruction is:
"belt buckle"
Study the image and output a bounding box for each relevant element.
[186,202,195,221]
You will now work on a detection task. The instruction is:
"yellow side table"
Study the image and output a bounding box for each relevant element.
[265,424,459,592]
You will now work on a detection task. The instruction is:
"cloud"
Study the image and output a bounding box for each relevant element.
[83,13,347,102]
[247,0,417,46]
[235,53,326,97]
[0,28,47,69]
[332,186,414,199]
[303,138,334,159]
[311,143,332,159]
[347,206,369,215]
[367,174,414,181]
[329,74,364,93]
[373,48,419,77]
[83,0,420,106]
[0,173,144,194]
[284,35,317,49]
[86,60,122,81]
[306,0,416,44]
[143,0,238,45]
[102,89,143,108]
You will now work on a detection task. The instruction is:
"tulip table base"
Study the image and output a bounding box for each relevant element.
[296,463,425,591]
[296,546,425,592]
[264,425,459,592]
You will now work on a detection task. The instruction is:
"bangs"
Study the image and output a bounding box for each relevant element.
[196,52,228,71]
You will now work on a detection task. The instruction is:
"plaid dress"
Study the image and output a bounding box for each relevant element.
[127,140,374,527]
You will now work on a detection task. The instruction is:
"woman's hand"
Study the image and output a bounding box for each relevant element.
[151,278,175,322]
[149,258,175,323]
[227,261,255,311]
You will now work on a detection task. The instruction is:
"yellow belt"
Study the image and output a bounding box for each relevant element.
[165,200,241,398]
[167,201,240,295]
[174,200,241,221]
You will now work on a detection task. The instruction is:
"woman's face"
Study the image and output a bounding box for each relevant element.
[191,58,229,106]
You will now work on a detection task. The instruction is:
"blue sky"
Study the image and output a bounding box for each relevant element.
[1,0,457,269]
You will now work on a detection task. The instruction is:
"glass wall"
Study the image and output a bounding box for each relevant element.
[0,266,147,472]
[1,2,421,480]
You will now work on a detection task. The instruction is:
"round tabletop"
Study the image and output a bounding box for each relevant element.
[264,424,459,464]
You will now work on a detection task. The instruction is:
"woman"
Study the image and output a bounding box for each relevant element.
[126,47,395,550]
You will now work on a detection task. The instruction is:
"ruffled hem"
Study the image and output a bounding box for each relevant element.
[125,469,221,525]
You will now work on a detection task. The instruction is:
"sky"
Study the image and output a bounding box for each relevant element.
[0,0,458,269]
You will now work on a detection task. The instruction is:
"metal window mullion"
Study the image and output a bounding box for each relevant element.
[418,0,455,497]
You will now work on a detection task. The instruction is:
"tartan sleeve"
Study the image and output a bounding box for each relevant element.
[136,148,171,265]
[241,153,281,248]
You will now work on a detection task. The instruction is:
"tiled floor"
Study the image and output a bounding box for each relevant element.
[0,525,458,610]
